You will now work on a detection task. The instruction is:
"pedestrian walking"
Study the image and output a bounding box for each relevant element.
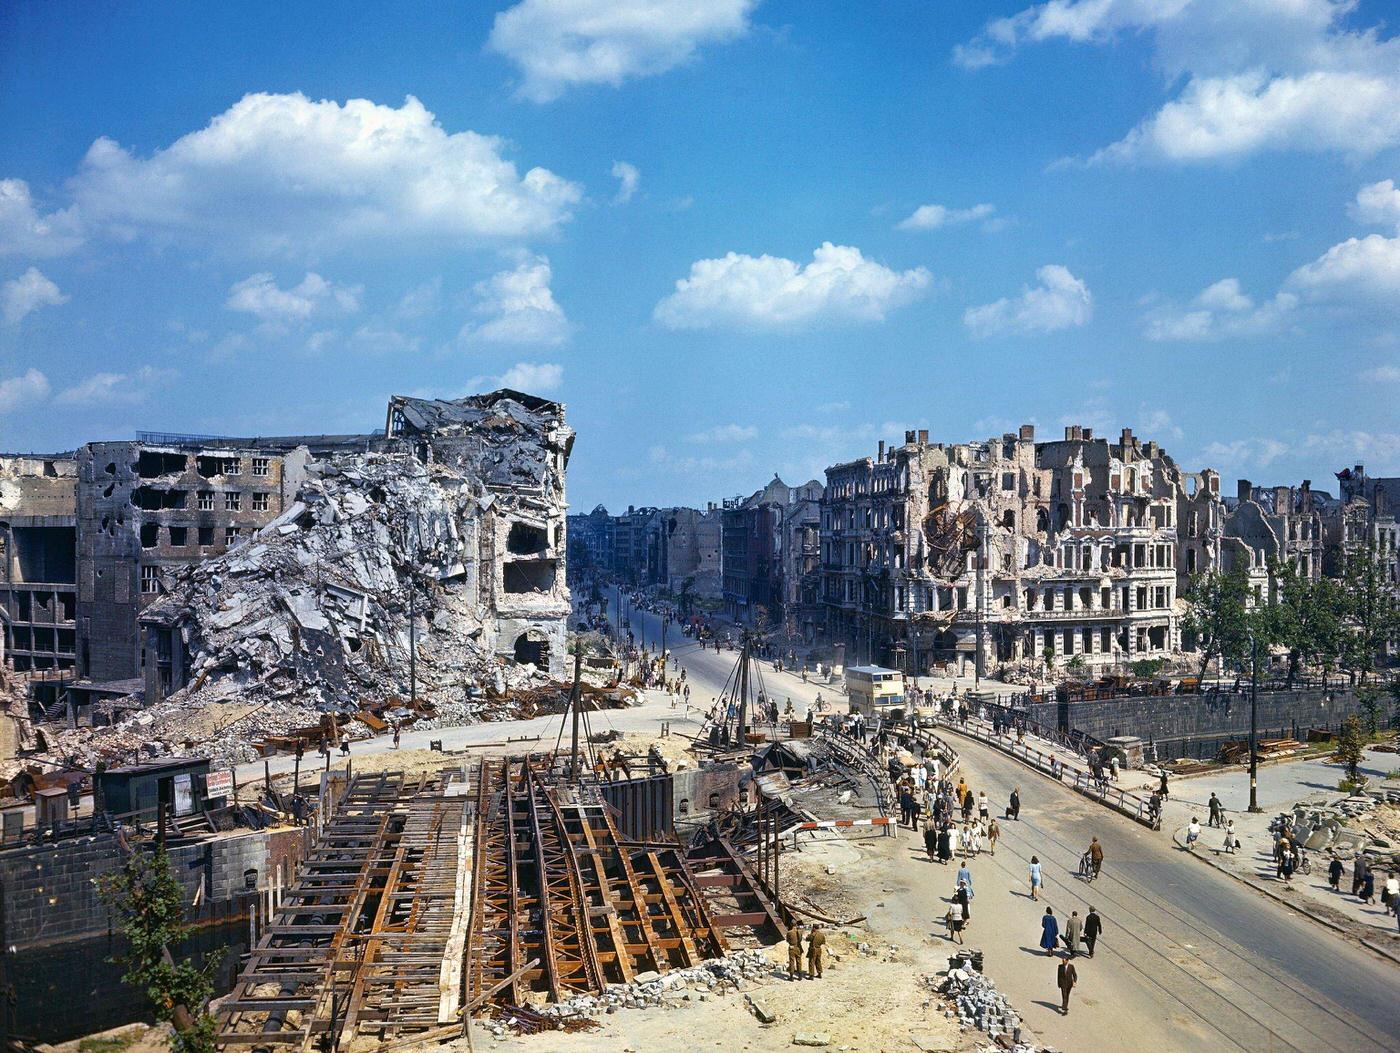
[392,724,401,750]
[1057,956,1078,1015]
[987,817,1000,856]
[785,922,805,980]
[806,924,826,979]
[1222,819,1237,854]
[956,862,973,900]
[1083,906,1102,958]
[954,880,971,930]
[1063,910,1083,956]
[1207,793,1222,827]
[1007,787,1021,821]
[1328,853,1344,891]
[923,820,938,863]
[1362,867,1376,904]
[978,791,989,822]
[1029,856,1043,901]
[1185,817,1201,851]
[339,733,350,757]
[1039,906,1059,955]
[944,907,963,944]
[1353,856,1370,898]
[938,823,954,865]
[1384,872,1399,915]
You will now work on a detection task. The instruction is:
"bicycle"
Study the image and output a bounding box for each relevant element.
[1078,851,1099,882]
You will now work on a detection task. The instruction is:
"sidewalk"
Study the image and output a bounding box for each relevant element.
[1172,820,1400,962]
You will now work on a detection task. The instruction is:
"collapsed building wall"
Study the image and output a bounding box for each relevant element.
[124,391,573,750]
[0,455,78,675]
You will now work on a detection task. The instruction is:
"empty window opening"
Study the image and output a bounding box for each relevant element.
[197,456,223,478]
[1001,509,1015,530]
[507,521,549,555]
[168,526,188,547]
[252,492,269,512]
[138,451,187,478]
[225,526,241,545]
[140,523,159,548]
[132,487,186,510]
[504,560,556,593]
[251,457,270,477]
[225,492,241,511]
[512,630,550,668]
[198,526,215,547]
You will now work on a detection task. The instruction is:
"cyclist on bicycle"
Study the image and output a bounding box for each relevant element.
[1087,837,1104,878]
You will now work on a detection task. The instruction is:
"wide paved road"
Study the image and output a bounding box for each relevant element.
[620,591,1400,1050]
[934,732,1400,1051]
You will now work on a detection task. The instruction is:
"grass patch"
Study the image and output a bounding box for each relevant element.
[78,1030,141,1053]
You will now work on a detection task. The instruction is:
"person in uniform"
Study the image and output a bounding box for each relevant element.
[786,922,805,980]
[806,923,826,979]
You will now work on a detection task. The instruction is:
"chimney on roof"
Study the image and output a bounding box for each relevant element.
[1237,478,1252,503]
[878,440,885,462]
[1020,424,1035,442]
[905,430,916,445]
[1083,427,1094,441]
[1121,427,1134,448]
[918,429,929,444]
[1145,440,1157,458]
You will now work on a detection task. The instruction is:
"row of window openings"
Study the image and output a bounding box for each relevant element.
[886,584,1173,613]
[134,489,269,512]
[140,524,242,558]
[828,540,1176,573]
[1030,625,1169,656]
[138,452,271,479]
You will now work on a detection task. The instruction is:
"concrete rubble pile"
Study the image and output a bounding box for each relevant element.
[489,951,771,1034]
[929,964,1047,1052]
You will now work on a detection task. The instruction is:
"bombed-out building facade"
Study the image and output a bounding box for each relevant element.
[820,424,1225,677]
[0,390,574,717]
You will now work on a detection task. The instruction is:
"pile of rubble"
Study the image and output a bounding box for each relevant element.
[928,961,1045,1051]
[488,951,773,1034]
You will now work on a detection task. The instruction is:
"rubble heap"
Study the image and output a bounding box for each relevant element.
[490,951,772,1034]
[929,963,1044,1052]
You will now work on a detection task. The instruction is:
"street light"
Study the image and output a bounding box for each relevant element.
[1247,628,1261,813]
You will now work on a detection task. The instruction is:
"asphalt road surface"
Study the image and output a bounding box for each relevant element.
[622,591,1400,1051]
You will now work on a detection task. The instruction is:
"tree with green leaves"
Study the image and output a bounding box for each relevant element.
[1257,558,1344,687]
[1182,567,1253,680]
[1333,715,1366,785]
[1336,536,1400,685]
[1357,685,1384,736]
[98,847,221,1053]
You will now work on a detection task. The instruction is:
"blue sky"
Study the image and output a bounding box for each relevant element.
[2,1,1398,512]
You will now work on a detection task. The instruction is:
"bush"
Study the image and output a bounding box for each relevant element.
[1131,658,1167,678]
[1338,776,1370,794]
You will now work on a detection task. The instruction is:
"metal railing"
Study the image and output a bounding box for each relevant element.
[944,718,1159,829]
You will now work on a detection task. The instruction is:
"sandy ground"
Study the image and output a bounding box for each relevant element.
[456,831,964,1053]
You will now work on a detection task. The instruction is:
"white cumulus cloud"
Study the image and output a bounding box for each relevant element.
[226,272,361,322]
[53,366,177,406]
[1288,234,1400,300]
[958,1,1400,164]
[0,369,51,414]
[67,93,581,255]
[1,267,69,325]
[1351,179,1400,229]
[964,264,1091,338]
[654,242,931,331]
[461,256,570,347]
[611,161,640,204]
[488,0,757,103]
[1143,277,1296,341]
[0,179,83,257]
[466,362,565,395]
[896,202,995,231]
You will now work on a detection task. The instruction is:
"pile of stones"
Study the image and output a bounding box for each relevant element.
[488,951,773,1035]
[929,964,1043,1050]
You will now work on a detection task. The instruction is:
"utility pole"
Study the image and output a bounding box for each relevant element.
[1248,630,1261,813]
[568,644,583,782]
[737,632,750,742]
[974,521,986,691]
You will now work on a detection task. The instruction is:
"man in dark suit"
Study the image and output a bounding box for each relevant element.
[1084,906,1103,958]
[1058,956,1078,1015]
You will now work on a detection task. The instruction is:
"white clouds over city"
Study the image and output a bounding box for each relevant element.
[0,179,83,257]
[654,242,931,331]
[226,272,361,323]
[958,1,1400,164]
[896,202,996,231]
[964,264,1091,338]
[1,267,68,325]
[489,0,757,102]
[611,161,640,204]
[460,256,570,347]
[65,93,581,255]
[1143,277,1296,341]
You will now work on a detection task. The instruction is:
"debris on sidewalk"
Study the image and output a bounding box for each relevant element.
[927,959,1047,1052]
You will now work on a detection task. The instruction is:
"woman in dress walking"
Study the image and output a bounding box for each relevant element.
[1039,906,1059,956]
[1029,855,1044,901]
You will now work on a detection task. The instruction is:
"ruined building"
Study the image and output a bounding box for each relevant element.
[820,425,1224,677]
[0,455,78,674]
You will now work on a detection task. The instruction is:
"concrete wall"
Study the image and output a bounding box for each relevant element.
[0,826,307,950]
[1029,688,1379,757]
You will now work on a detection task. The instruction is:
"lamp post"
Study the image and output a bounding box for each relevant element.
[1247,629,1261,813]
